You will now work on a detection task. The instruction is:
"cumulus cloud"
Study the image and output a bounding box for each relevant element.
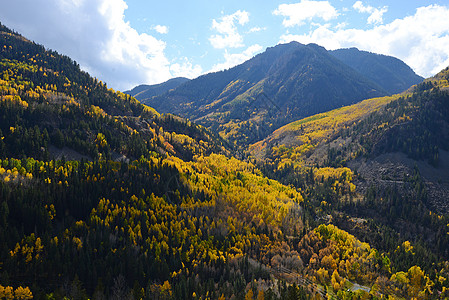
[249,27,265,33]
[279,4,449,77]
[353,1,388,25]
[273,0,339,27]
[208,11,262,72]
[170,57,203,79]
[153,25,169,34]
[336,22,348,30]
[210,44,263,72]
[209,10,250,49]
[0,0,172,91]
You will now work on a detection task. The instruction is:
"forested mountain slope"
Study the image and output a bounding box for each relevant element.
[1,22,449,300]
[144,42,391,145]
[142,42,422,147]
[251,66,449,212]
[250,66,449,299]
[0,22,305,299]
[0,23,227,163]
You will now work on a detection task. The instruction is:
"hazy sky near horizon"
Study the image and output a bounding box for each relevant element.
[1,0,449,90]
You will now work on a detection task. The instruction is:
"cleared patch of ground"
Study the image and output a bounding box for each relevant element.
[348,150,449,215]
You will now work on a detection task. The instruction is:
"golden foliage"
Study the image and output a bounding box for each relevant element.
[0,285,33,300]
[251,94,402,163]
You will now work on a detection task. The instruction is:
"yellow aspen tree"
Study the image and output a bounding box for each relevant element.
[257,289,264,300]
[0,285,14,300]
[245,289,254,300]
[331,269,344,291]
[14,286,33,299]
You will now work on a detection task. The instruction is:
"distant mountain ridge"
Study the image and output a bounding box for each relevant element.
[125,77,189,100]
[329,48,423,94]
[138,42,422,145]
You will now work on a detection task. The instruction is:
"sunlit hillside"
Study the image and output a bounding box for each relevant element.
[1,21,449,300]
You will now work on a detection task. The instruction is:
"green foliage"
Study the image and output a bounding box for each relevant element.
[0,151,303,298]
[0,30,227,162]
[253,64,449,299]
[0,21,448,300]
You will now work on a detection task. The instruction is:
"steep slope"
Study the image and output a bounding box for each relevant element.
[250,94,400,163]
[329,48,423,94]
[125,77,189,99]
[0,23,306,299]
[251,67,449,268]
[145,42,388,145]
[0,24,226,162]
[2,22,449,300]
[251,67,448,166]
[251,68,449,211]
[250,68,449,298]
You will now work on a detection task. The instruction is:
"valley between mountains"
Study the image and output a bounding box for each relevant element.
[1,21,449,300]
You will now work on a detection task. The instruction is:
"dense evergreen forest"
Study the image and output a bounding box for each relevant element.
[1,22,449,300]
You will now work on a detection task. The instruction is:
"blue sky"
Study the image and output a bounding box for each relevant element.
[1,0,449,91]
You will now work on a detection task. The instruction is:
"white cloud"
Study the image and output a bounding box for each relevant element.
[170,58,203,79]
[0,0,172,91]
[209,10,250,49]
[153,25,169,34]
[352,1,372,13]
[353,1,388,25]
[211,44,263,72]
[249,27,265,33]
[273,1,339,27]
[336,22,348,30]
[279,4,449,78]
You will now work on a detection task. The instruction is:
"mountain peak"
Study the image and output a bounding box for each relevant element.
[271,40,303,49]
[330,48,423,94]
[142,41,395,144]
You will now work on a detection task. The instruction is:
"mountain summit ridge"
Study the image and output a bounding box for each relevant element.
[329,47,424,94]
[139,42,422,145]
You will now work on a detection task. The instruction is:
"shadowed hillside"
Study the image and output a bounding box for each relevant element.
[144,42,390,145]
[330,47,423,94]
